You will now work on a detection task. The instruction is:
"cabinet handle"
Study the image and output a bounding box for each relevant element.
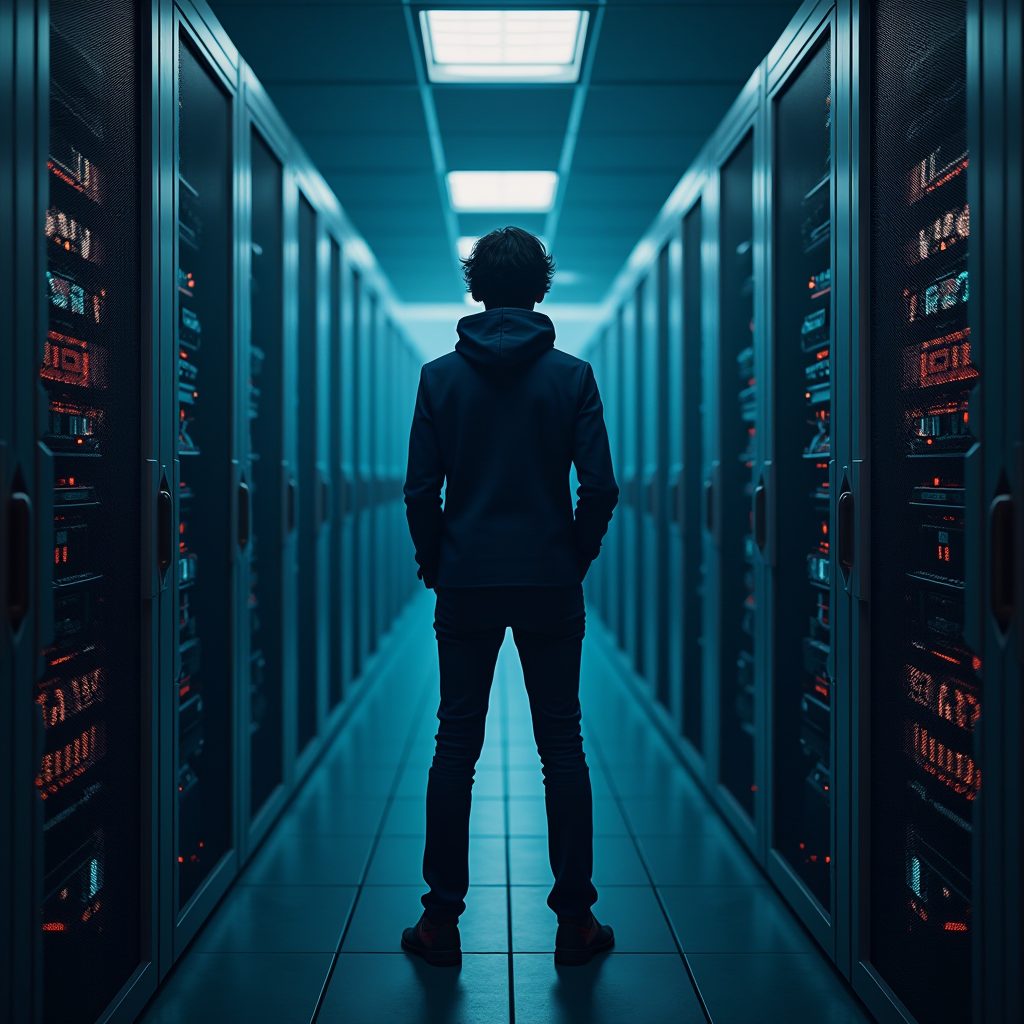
[238,480,251,550]
[753,481,766,550]
[704,479,714,533]
[287,477,297,534]
[157,488,173,576]
[7,491,32,626]
[990,493,1014,630]
[837,489,855,574]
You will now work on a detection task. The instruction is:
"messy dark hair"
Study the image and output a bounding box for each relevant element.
[461,227,555,307]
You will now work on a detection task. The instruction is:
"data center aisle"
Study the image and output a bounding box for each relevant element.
[138,593,872,1024]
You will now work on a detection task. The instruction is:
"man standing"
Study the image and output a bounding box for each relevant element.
[401,227,618,968]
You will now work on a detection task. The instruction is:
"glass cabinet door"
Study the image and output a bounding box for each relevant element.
[39,2,144,1017]
[716,132,757,818]
[680,201,706,753]
[771,34,834,913]
[176,37,234,911]
[866,2,976,1020]
[247,127,285,819]
[296,194,318,753]
[328,238,344,711]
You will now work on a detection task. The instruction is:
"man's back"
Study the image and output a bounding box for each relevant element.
[404,307,618,589]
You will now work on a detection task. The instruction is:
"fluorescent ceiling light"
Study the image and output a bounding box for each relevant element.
[447,171,558,212]
[421,10,588,84]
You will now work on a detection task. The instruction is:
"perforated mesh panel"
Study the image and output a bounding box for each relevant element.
[249,129,285,816]
[718,133,756,815]
[771,35,833,912]
[177,38,234,910]
[869,2,976,1019]
[41,2,141,1019]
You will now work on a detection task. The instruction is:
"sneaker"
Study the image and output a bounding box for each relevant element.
[554,913,615,966]
[401,912,462,967]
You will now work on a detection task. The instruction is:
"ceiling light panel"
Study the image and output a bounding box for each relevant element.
[447,171,558,212]
[421,10,589,83]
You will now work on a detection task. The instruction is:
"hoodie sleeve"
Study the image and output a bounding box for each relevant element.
[404,367,445,588]
[571,362,619,569]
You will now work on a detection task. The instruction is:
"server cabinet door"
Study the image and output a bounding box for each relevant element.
[357,292,375,668]
[714,131,759,826]
[174,31,236,919]
[679,200,707,755]
[854,3,977,1021]
[341,268,360,684]
[619,300,640,668]
[0,2,17,1010]
[295,193,320,755]
[640,261,670,707]
[327,238,344,712]
[246,125,285,826]
[586,336,606,618]
[603,321,623,646]
[37,1,157,1018]
[372,309,388,647]
[768,28,835,928]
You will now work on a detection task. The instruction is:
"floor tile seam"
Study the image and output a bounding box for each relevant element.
[309,662,437,1024]
[587,725,715,1024]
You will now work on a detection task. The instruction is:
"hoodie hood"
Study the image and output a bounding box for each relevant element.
[455,308,555,370]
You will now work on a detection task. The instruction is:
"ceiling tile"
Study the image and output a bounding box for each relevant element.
[443,133,565,171]
[213,4,417,82]
[267,84,425,134]
[434,88,573,135]
[591,5,798,83]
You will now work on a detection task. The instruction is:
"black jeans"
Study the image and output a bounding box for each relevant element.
[421,585,598,923]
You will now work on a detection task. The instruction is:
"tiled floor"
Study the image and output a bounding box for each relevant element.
[139,593,873,1024]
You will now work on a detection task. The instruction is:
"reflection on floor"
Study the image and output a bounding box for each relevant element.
[139,592,873,1024]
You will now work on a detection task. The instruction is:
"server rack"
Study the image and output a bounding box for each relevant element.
[294,191,319,757]
[604,320,623,647]
[327,235,345,712]
[765,2,843,957]
[172,11,240,950]
[34,2,163,1020]
[356,286,374,670]
[2,2,31,1017]
[679,199,707,758]
[242,75,290,848]
[619,300,640,670]
[851,1,984,1022]
[712,116,762,841]
[639,265,667,705]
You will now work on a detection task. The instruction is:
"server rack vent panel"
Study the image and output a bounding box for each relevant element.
[176,38,234,910]
[682,201,705,752]
[772,35,833,912]
[718,133,757,815]
[869,2,975,1019]
[40,2,142,1017]
[248,129,284,817]
[296,194,318,753]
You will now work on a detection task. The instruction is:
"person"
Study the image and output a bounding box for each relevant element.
[400,227,619,968]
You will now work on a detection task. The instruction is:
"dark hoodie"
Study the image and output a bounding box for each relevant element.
[404,307,619,588]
